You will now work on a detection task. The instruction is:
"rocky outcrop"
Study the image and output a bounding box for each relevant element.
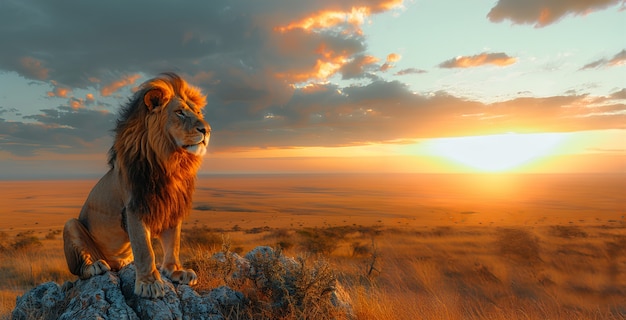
[12,246,353,320]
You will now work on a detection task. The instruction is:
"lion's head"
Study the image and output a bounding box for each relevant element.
[111,73,210,165]
[108,73,210,233]
[142,74,210,157]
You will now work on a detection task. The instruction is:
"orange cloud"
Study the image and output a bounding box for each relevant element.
[386,53,401,63]
[100,74,142,96]
[69,98,84,110]
[19,57,49,80]
[275,7,369,34]
[381,53,401,71]
[439,52,517,68]
[47,86,71,98]
[277,59,346,82]
[272,1,403,83]
[275,43,349,82]
[275,0,403,34]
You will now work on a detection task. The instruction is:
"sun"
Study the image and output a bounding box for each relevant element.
[426,132,567,172]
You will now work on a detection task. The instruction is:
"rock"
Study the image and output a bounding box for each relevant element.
[12,246,353,320]
[11,282,64,320]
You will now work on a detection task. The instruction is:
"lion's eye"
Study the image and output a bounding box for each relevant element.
[175,110,186,119]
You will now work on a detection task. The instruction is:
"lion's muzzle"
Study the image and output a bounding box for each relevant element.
[183,123,210,156]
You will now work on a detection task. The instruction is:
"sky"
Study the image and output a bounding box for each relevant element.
[0,0,624,178]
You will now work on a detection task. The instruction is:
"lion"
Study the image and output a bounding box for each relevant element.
[63,73,210,298]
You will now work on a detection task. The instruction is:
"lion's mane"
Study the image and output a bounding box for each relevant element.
[108,73,206,234]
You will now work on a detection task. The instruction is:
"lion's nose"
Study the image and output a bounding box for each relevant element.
[196,126,209,135]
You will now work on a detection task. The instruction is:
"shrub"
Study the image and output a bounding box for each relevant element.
[351,242,370,257]
[12,231,42,251]
[263,229,295,251]
[296,228,342,255]
[182,226,222,249]
[190,242,350,319]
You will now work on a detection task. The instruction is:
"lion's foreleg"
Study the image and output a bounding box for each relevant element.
[160,222,198,285]
[125,211,165,298]
[63,219,111,279]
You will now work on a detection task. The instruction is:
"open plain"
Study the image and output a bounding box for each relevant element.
[1,173,624,319]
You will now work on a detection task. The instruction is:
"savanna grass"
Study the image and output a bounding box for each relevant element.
[1,224,625,319]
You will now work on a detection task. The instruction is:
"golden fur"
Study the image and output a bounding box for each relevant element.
[63,73,210,298]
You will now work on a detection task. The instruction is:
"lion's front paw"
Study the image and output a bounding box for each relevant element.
[81,259,110,279]
[135,277,165,298]
[166,269,198,286]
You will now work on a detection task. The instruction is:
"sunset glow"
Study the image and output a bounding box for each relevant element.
[426,133,568,172]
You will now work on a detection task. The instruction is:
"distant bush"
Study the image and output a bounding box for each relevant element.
[263,229,295,251]
[182,226,222,249]
[549,225,587,238]
[296,228,344,255]
[245,226,271,234]
[12,231,42,251]
[45,229,62,240]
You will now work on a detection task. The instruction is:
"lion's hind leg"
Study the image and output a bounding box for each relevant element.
[63,218,111,279]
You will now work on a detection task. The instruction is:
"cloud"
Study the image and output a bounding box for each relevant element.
[394,68,427,76]
[46,82,72,98]
[100,74,142,97]
[580,49,626,70]
[274,0,402,34]
[380,53,401,72]
[487,0,622,27]
[340,55,380,79]
[439,52,517,68]
[0,106,115,156]
[18,57,49,80]
[611,88,626,100]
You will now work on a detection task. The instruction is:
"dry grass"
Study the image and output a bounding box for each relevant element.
[2,224,625,319]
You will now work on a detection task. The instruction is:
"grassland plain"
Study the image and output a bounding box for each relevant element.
[0,174,624,319]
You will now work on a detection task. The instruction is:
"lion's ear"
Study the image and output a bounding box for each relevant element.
[144,89,169,111]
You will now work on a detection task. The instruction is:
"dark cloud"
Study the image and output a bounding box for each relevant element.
[439,52,517,68]
[580,49,626,70]
[0,106,115,156]
[487,0,621,27]
[0,0,389,91]
[340,55,380,80]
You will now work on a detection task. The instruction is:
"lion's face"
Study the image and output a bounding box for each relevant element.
[141,78,211,158]
[165,97,210,157]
